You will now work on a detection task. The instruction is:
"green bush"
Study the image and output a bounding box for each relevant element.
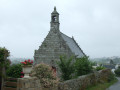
[107,72,115,82]
[0,47,10,78]
[31,63,59,88]
[6,64,22,78]
[96,66,105,71]
[0,47,10,66]
[57,56,75,80]
[115,67,120,76]
[74,56,92,76]
[57,56,93,80]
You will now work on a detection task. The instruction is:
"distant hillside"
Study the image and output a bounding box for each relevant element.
[9,56,120,65]
[9,57,34,64]
[90,56,120,64]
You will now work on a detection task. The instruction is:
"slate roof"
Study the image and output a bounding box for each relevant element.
[103,65,115,69]
[60,32,85,58]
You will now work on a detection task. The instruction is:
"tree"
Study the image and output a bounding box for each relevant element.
[0,47,10,90]
[6,64,22,78]
[115,66,120,76]
[74,56,92,76]
[57,56,75,80]
[57,56,93,81]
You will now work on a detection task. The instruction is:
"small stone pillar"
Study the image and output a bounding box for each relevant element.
[17,77,41,90]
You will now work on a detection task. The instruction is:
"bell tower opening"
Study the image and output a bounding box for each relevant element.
[52,16,57,22]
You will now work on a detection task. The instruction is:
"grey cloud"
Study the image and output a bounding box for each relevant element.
[0,0,120,58]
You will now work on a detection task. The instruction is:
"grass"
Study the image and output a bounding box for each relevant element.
[87,78,118,90]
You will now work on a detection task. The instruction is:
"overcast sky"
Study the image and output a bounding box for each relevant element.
[0,0,120,58]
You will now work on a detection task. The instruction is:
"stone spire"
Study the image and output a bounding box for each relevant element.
[54,6,56,11]
[52,6,58,14]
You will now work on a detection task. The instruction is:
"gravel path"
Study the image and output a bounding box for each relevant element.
[106,77,120,90]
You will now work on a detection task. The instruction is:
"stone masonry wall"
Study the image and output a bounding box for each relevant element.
[17,77,41,90]
[57,69,112,90]
[16,69,112,90]
[34,29,73,67]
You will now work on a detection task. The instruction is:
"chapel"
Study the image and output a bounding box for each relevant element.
[34,7,86,67]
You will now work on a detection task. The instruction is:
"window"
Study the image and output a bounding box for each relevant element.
[52,16,57,22]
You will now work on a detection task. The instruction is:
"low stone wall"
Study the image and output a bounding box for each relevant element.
[57,69,112,90]
[15,69,112,90]
[17,77,41,90]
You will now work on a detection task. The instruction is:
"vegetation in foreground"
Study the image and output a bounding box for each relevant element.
[87,75,118,90]
[0,47,10,79]
[31,63,59,88]
[56,56,75,80]
[57,56,93,80]
[96,65,106,71]
[6,64,23,78]
[115,66,120,77]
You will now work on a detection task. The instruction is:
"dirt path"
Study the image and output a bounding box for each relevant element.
[106,77,120,90]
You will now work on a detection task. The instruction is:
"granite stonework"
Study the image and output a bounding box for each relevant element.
[34,7,85,67]
[57,69,112,90]
[17,77,41,90]
[16,69,111,90]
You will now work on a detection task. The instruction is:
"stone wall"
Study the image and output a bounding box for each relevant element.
[16,69,112,90]
[34,29,73,67]
[57,69,112,90]
[17,77,41,90]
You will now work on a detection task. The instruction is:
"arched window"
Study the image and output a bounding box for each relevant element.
[52,16,57,22]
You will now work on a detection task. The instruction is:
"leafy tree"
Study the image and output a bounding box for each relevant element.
[0,47,10,77]
[115,66,120,77]
[6,64,22,78]
[0,47,10,89]
[57,56,93,80]
[74,56,92,76]
[57,56,75,80]
[0,47,10,67]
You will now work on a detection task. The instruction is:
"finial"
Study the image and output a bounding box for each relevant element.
[54,6,56,11]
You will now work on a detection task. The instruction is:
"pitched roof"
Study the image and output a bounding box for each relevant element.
[60,32,85,58]
[103,65,115,69]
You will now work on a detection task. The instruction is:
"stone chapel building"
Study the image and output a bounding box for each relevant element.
[34,7,86,67]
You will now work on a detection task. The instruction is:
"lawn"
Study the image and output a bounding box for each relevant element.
[87,78,118,90]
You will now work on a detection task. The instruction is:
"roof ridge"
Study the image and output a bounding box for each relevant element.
[60,32,72,39]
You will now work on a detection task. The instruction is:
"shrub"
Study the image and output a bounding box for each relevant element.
[31,63,59,88]
[96,66,105,71]
[0,47,10,66]
[57,56,93,80]
[107,72,115,82]
[6,64,23,78]
[115,67,120,76]
[0,47,10,78]
[74,56,92,76]
[56,56,75,80]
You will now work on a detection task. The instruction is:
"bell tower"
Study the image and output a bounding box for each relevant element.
[50,7,60,30]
